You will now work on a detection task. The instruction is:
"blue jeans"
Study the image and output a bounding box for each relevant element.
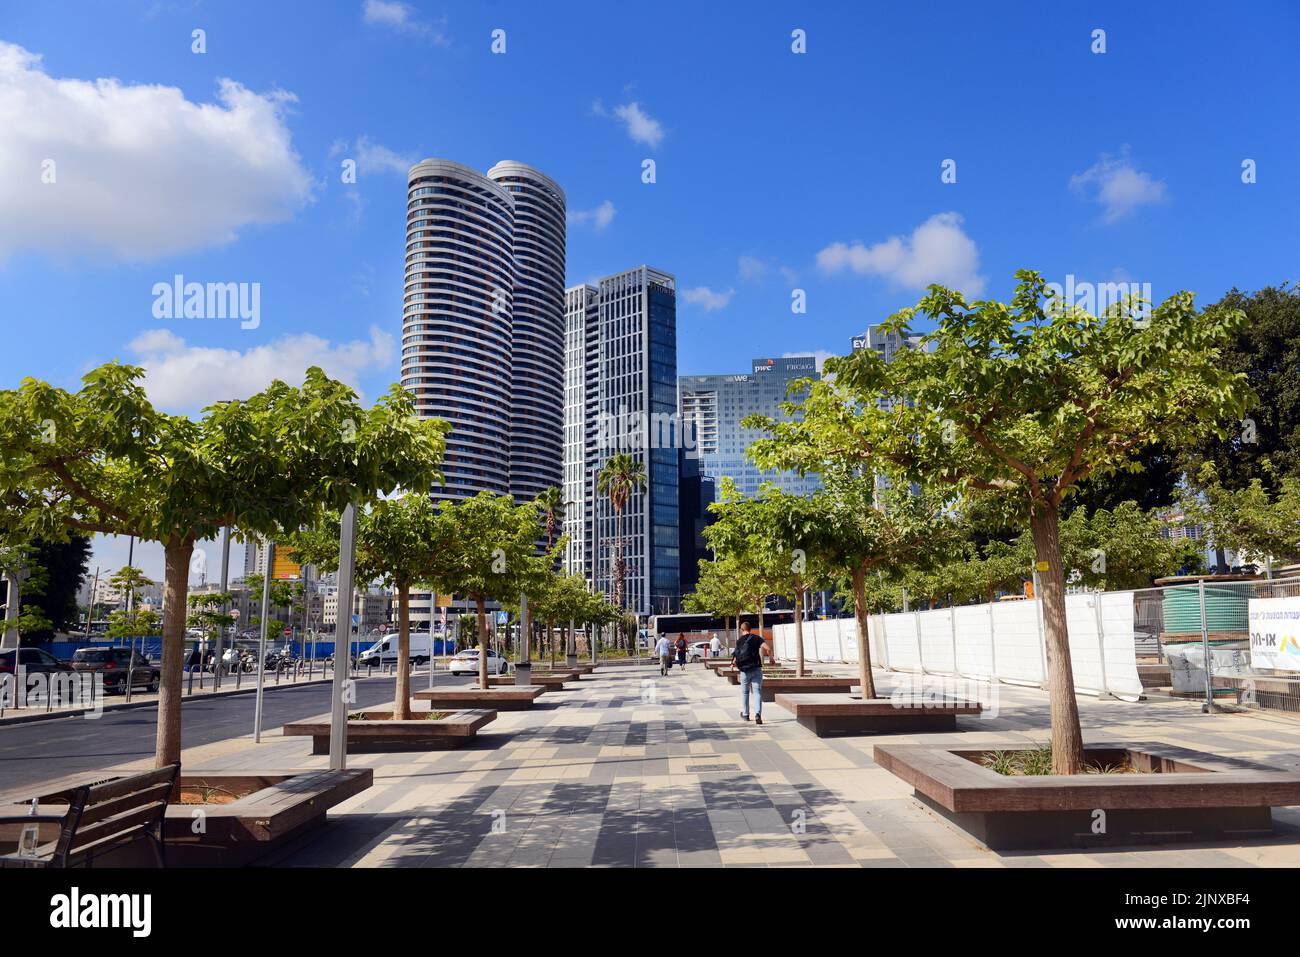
[739,668,763,717]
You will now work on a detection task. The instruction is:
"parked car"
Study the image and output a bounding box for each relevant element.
[447,648,511,676]
[0,647,74,679]
[688,640,712,662]
[357,632,434,668]
[70,647,160,694]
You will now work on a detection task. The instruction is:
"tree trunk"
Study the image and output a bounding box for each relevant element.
[550,622,557,668]
[792,580,806,677]
[475,595,489,691]
[393,583,411,720]
[852,564,876,699]
[757,606,765,662]
[1030,504,1084,775]
[155,538,193,768]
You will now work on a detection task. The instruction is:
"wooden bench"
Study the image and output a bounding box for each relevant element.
[488,674,571,690]
[775,694,982,737]
[414,686,545,710]
[756,677,859,702]
[0,763,180,868]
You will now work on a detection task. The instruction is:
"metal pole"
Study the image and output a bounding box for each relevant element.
[215,526,230,690]
[2,569,26,709]
[1093,589,1113,698]
[517,593,532,686]
[330,505,359,770]
[1199,578,1216,714]
[253,541,274,742]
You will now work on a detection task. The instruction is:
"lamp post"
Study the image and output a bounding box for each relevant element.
[253,540,274,742]
[329,504,359,770]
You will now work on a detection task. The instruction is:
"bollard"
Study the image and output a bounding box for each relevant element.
[187,668,194,696]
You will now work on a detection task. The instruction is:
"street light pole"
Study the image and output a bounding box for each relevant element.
[253,540,274,742]
[329,504,359,770]
[215,526,230,690]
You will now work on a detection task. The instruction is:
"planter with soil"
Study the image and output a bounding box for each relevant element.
[488,674,572,690]
[283,709,496,754]
[757,677,859,702]
[874,741,1300,850]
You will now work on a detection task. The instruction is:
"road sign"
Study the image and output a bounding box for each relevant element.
[283,627,291,637]
[496,611,508,625]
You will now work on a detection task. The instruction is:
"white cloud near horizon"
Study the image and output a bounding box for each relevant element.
[124,326,396,414]
[816,212,986,297]
[567,200,616,231]
[0,41,314,261]
[1070,147,1167,223]
[680,286,735,311]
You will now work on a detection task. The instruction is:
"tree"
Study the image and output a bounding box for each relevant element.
[596,453,646,613]
[0,363,448,767]
[187,592,235,662]
[705,479,826,676]
[11,536,91,641]
[534,487,567,554]
[429,492,550,689]
[769,272,1251,773]
[1178,284,1300,489]
[104,567,162,640]
[1182,462,1300,567]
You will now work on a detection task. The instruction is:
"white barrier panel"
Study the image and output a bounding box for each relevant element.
[772,591,1141,701]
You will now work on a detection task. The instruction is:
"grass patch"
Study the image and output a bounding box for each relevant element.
[979,747,1143,776]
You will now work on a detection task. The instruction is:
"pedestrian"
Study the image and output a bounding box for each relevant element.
[655,633,673,676]
[709,632,721,659]
[675,633,688,670]
[732,621,765,724]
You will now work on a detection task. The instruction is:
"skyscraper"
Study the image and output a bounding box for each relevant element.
[678,356,822,498]
[563,267,681,616]
[401,158,566,625]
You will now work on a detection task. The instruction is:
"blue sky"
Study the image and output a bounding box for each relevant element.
[2,0,1297,580]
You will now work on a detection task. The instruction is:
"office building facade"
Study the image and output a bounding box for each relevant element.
[678,356,822,498]
[563,267,681,616]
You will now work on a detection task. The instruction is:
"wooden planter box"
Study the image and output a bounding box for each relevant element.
[3,768,372,867]
[488,674,571,690]
[757,677,859,702]
[776,694,982,737]
[724,668,802,685]
[874,742,1300,850]
[413,686,544,711]
[283,709,496,754]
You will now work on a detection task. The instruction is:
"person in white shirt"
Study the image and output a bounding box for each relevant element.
[654,635,673,675]
[709,634,721,658]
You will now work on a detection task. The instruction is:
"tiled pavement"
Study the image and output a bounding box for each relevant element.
[101,662,1300,867]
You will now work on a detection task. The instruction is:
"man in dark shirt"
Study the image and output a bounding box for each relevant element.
[731,621,765,725]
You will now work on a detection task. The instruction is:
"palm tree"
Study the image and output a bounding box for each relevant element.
[534,486,567,552]
[597,453,646,629]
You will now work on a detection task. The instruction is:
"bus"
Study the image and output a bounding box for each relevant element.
[648,610,796,649]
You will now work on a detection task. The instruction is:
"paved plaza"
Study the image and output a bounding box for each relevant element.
[61,662,1300,868]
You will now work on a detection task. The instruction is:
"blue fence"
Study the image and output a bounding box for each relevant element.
[44,638,458,662]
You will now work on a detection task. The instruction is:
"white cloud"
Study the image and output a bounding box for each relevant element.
[783,350,836,373]
[816,212,985,297]
[353,135,416,175]
[1070,148,1166,223]
[593,99,664,148]
[0,41,314,262]
[362,1,448,43]
[738,254,798,283]
[681,286,735,311]
[567,200,616,231]
[124,326,395,414]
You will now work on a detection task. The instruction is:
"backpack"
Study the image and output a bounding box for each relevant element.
[733,635,761,671]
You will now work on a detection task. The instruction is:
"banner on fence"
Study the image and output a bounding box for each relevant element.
[1247,595,1300,672]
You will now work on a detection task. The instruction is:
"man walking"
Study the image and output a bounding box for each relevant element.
[732,621,765,725]
[655,633,673,676]
[709,632,721,659]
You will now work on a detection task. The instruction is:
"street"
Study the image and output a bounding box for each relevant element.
[0,669,471,790]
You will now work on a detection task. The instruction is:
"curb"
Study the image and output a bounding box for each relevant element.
[0,674,342,726]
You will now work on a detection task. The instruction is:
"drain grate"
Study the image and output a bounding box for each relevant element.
[685,763,741,773]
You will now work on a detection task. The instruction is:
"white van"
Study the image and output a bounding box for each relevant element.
[356,632,435,668]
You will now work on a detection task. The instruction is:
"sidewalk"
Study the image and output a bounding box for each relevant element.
[101,660,1300,868]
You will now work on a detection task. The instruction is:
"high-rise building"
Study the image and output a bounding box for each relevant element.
[487,162,566,503]
[677,356,821,498]
[401,158,566,625]
[563,267,681,616]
